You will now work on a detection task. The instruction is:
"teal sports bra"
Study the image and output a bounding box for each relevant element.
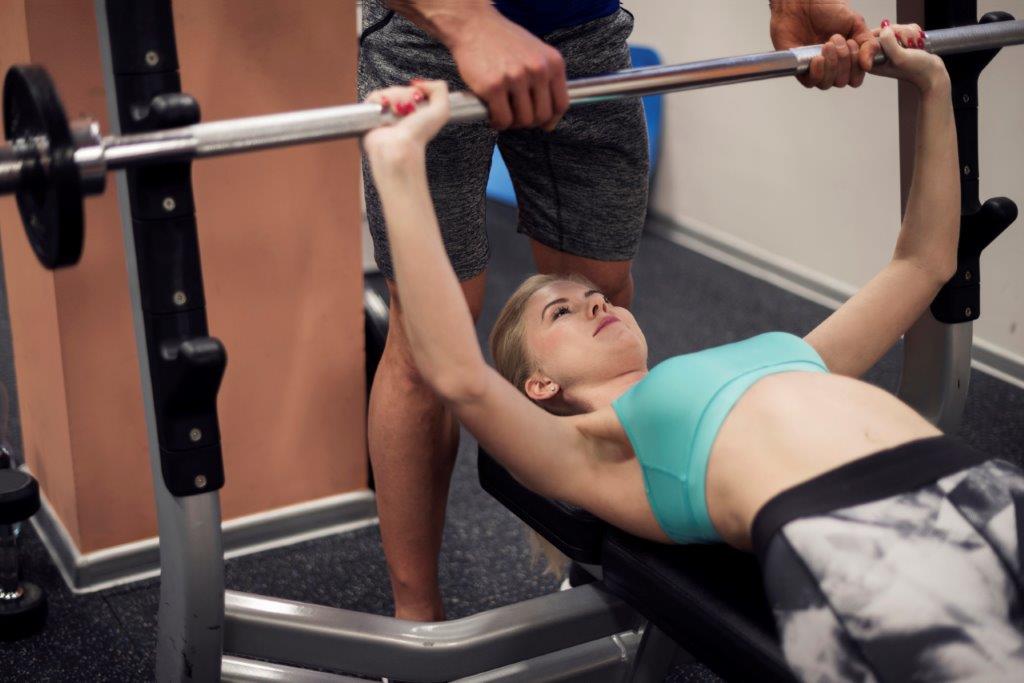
[611,332,828,544]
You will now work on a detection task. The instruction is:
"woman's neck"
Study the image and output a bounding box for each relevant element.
[565,368,647,413]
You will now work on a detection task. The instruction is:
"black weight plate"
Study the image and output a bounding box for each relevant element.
[3,65,83,269]
[0,469,39,523]
[0,582,48,641]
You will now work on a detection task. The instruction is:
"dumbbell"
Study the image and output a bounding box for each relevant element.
[0,451,48,640]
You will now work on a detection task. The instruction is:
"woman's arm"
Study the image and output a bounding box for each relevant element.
[805,24,959,377]
[362,83,597,502]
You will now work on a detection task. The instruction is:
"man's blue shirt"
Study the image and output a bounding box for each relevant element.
[494,0,620,36]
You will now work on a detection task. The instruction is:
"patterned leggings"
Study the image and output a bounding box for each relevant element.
[761,457,1024,682]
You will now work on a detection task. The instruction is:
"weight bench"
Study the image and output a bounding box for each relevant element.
[478,448,796,682]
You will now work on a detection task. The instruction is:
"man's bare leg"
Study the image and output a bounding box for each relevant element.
[530,239,634,307]
[368,272,487,621]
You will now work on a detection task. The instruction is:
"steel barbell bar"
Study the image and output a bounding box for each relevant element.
[2,17,1023,268]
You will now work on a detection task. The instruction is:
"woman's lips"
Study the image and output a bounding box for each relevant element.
[594,316,620,336]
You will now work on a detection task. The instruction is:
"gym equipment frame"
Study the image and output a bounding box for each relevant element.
[1,0,1019,679]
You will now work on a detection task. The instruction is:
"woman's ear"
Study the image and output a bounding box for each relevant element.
[524,373,560,403]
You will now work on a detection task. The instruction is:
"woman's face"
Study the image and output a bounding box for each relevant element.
[523,280,648,390]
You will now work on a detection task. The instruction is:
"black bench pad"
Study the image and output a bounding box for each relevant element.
[602,530,794,682]
[479,447,794,681]
[477,448,605,564]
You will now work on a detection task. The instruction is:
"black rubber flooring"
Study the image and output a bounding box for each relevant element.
[0,201,1021,681]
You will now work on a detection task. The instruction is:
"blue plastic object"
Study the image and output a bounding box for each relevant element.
[486,44,664,206]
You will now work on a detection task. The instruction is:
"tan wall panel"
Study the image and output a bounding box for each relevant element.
[24,0,155,553]
[0,0,86,545]
[172,0,367,516]
[1,1,365,552]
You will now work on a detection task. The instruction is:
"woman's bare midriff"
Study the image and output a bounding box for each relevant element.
[704,372,942,550]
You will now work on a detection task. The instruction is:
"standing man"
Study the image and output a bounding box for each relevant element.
[358,0,878,622]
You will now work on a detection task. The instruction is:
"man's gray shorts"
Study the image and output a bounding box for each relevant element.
[358,4,649,281]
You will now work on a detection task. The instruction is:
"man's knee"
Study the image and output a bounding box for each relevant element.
[594,267,634,307]
[564,261,635,307]
[529,240,635,307]
[379,324,435,392]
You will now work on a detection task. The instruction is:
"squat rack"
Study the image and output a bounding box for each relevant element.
[1,0,1019,679]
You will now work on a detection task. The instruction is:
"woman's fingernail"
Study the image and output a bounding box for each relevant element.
[881,19,891,28]
[399,101,416,116]
[410,77,424,85]
[411,90,425,102]
[380,97,390,109]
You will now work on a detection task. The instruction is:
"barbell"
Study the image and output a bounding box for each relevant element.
[2,17,1023,269]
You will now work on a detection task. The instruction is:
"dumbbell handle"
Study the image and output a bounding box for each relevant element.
[0,524,18,596]
[3,19,1024,197]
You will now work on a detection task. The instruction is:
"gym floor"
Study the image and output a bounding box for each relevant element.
[1,201,1022,681]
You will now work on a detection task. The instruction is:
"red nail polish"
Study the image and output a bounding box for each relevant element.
[380,96,390,109]
[398,101,416,116]
[881,19,891,28]
[411,91,425,102]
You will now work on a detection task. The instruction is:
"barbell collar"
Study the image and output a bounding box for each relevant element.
[70,119,105,195]
[0,145,21,195]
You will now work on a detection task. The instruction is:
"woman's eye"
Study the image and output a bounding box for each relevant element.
[553,306,571,320]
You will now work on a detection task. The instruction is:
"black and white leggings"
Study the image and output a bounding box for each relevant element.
[755,437,1024,681]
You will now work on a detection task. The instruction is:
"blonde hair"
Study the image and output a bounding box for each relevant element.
[489,272,598,396]
[489,273,598,580]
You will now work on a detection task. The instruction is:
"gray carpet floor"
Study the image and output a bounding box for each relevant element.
[0,200,1020,681]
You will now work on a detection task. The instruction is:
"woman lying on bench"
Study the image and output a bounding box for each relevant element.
[361,24,1024,680]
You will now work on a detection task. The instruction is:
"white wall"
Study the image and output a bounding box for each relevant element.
[628,0,1024,381]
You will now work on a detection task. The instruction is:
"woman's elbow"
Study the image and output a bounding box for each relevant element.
[895,254,957,291]
[925,256,958,289]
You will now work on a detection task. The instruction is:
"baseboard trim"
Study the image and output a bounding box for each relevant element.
[646,212,1024,391]
[30,483,378,595]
